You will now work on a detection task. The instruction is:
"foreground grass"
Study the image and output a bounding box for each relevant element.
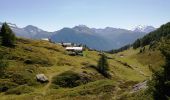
[0,79,133,100]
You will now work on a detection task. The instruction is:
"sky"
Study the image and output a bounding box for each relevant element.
[0,0,170,31]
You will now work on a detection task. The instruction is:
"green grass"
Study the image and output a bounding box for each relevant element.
[0,38,163,100]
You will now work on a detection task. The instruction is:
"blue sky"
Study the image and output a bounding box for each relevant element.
[0,0,170,31]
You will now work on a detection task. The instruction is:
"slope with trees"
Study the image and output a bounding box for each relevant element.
[147,36,170,100]
[124,22,170,100]
[133,22,170,49]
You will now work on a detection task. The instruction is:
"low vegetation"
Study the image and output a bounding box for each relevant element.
[5,85,34,95]
[0,80,18,92]
[0,54,8,77]
[0,39,150,100]
[52,71,91,88]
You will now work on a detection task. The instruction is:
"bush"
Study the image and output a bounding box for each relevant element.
[52,71,90,88]
[0,54,8,77]
[24,59,34,64]
[0,80,18,92]
[5,85,34,95]
[11,72,37,86]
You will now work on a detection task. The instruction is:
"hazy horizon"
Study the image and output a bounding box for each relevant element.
[0,0,170,31]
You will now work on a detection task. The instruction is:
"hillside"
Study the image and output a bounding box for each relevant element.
[118,22,170,100]
[0,37,159,100]
[133,22,170,48]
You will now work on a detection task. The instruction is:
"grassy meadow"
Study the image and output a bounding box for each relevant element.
[0,38,165,100]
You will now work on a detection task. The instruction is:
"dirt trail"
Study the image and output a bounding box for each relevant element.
[42,73,56,95]
[112,58,148,77]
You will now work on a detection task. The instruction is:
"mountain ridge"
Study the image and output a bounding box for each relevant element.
[132,25,156,33]
[0,22,156,50]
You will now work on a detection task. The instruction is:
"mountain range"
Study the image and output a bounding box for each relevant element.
[0,22,156,51]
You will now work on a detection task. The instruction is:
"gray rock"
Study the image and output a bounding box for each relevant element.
[36,74,48,83]
[131,81,147,93]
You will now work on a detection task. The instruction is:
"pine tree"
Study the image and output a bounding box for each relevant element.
[147,37,170,100]
[0,23,16,47]
[133,39,141,49]
[97,53,110,78]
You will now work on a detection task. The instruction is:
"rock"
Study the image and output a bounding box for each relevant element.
[24,47,33,52]
[81,66,86,69]
[131,81,147,93]
[36,74,48,83]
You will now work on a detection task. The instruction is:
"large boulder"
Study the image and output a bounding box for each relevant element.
[36,74,48,83]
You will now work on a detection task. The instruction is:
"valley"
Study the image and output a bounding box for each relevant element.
[0,0,170,99]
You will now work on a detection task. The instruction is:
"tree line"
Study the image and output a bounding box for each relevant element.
[108,44,131,54]
[133,22,170,49]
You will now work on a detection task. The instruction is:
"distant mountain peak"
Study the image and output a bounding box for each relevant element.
[75,25,88,28]
[73,25,89,30]
[132,25,156,33]
[104,27,118,31]
[24,25,38,29]
[24,25,43,33]
[72,25,95,34]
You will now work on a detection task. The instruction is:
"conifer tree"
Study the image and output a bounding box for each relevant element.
[97,53,110,78]
[0,23,16,47]
[133,39,141,49]
[148,37,170,100]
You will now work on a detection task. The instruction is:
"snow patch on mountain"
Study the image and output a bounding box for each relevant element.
[132,25,156,33]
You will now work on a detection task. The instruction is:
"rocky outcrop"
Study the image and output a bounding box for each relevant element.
[36,74,48,83]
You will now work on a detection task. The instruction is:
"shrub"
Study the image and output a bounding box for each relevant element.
[0,80,18,92]
[24,59,33,64]
[52,71,90,88]
[5,85,34,95]
[11,72,37,86]
[0,54,8,77]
